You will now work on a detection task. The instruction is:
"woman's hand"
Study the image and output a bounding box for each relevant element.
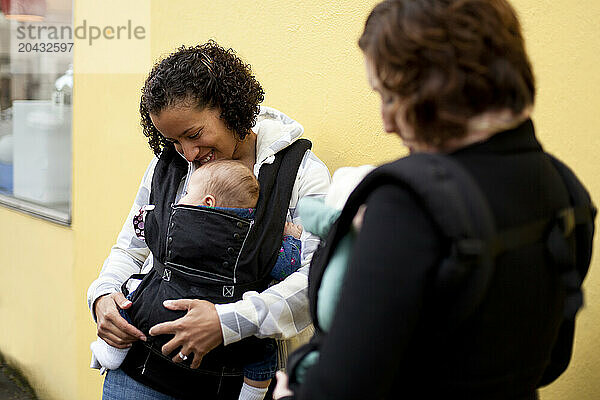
[149,299,223,369]
[274,371,294,399]
[94,293,147,348]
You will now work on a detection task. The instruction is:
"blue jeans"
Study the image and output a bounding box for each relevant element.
[103,368,178,400]
[243,339,277,381]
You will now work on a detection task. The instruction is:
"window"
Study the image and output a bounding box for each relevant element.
[0,0,72,225]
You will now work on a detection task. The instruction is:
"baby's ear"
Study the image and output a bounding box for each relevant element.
[201,194,216,207]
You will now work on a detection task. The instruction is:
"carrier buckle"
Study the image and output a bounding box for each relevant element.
[223,286,234,297]
[162,268,172,281]
[557,208,575,237]
[455,238,484,259]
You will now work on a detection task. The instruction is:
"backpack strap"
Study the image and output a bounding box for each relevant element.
[544,155,596,319]
[309,153,498,329]
[238,138,312,281]
[538,155,596,386]
[310,152,596,330]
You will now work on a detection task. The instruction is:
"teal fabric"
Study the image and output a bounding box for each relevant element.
[317,234,354,331]
[296,197,340,238]
[296,197,354,382]
[294,351,320,384]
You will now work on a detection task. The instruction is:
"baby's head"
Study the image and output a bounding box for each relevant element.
[178,160,259,209]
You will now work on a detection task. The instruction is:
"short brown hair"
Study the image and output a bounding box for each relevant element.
[192,160,259,208]
[359,0,535,145]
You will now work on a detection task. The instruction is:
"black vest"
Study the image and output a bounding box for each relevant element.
[121,139,312,399]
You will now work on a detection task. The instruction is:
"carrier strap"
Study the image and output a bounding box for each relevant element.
[309,152,596,331]
[121,274,146,297]
[488,205,593,258]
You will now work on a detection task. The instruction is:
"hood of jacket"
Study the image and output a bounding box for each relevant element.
[253,106,305,173]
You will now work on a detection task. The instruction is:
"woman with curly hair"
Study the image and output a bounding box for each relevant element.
[274,0,594,399]
[87,41,330,400]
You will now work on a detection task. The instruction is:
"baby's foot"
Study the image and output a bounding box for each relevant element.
[90,338,130,370]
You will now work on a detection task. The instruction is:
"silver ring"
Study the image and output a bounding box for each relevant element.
[178,352,188,361]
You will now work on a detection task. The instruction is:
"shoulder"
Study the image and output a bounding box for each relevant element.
[294,149,331,198]
[365,182,422,211]
[140,157,160,188]
[358,180,440,241]
[298,149,330,179]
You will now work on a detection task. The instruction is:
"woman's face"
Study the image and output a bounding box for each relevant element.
[150,105,239,164]
[365,58,426,153]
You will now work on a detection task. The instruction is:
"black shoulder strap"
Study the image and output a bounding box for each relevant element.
[145,145,188,262]
[238,139,312,280]
[545,155,596,319]
[309,152,596,330]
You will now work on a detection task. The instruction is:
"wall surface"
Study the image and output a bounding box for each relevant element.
[0,209,76,400]
[0,0,598,399]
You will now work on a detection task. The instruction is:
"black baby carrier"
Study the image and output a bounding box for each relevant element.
[120,139,312,399]
[287,152,595,390]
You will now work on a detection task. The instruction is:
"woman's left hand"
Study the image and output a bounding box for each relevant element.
[273,371,294,399]
[148,299,223,369]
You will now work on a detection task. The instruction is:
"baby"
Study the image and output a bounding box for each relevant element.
[91,160,303,400]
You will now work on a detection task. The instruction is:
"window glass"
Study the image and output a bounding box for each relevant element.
[0,0,72,224]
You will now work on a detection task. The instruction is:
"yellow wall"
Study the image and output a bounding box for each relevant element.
[0,209,76,400]
[0,0,598,399]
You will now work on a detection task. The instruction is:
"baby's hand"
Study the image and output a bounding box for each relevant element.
[352,205,367,231]
[283,221,303,239]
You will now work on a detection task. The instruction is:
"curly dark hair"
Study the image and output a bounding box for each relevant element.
[359,0,535,145]
[140,40,265,155]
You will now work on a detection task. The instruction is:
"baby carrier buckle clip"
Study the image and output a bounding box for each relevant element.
[223,285,234,297]
[162,268,172,281]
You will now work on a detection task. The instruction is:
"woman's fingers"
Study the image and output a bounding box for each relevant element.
[111,292,131,309]
[150,299,223,369]
[189,353,203,369]
[110,311,147,341]
[98,314,141,346]
[162,299,194,311]
[171,346,191,363]
[160,329,183,356]
[147,299,193,336]
[168,347,203,369]
[100,330,134,349]
[96,293,146,344]
[148,319,176,337]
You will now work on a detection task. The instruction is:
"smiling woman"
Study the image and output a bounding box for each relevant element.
[87,40,331,400]
[149,107,249,169]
